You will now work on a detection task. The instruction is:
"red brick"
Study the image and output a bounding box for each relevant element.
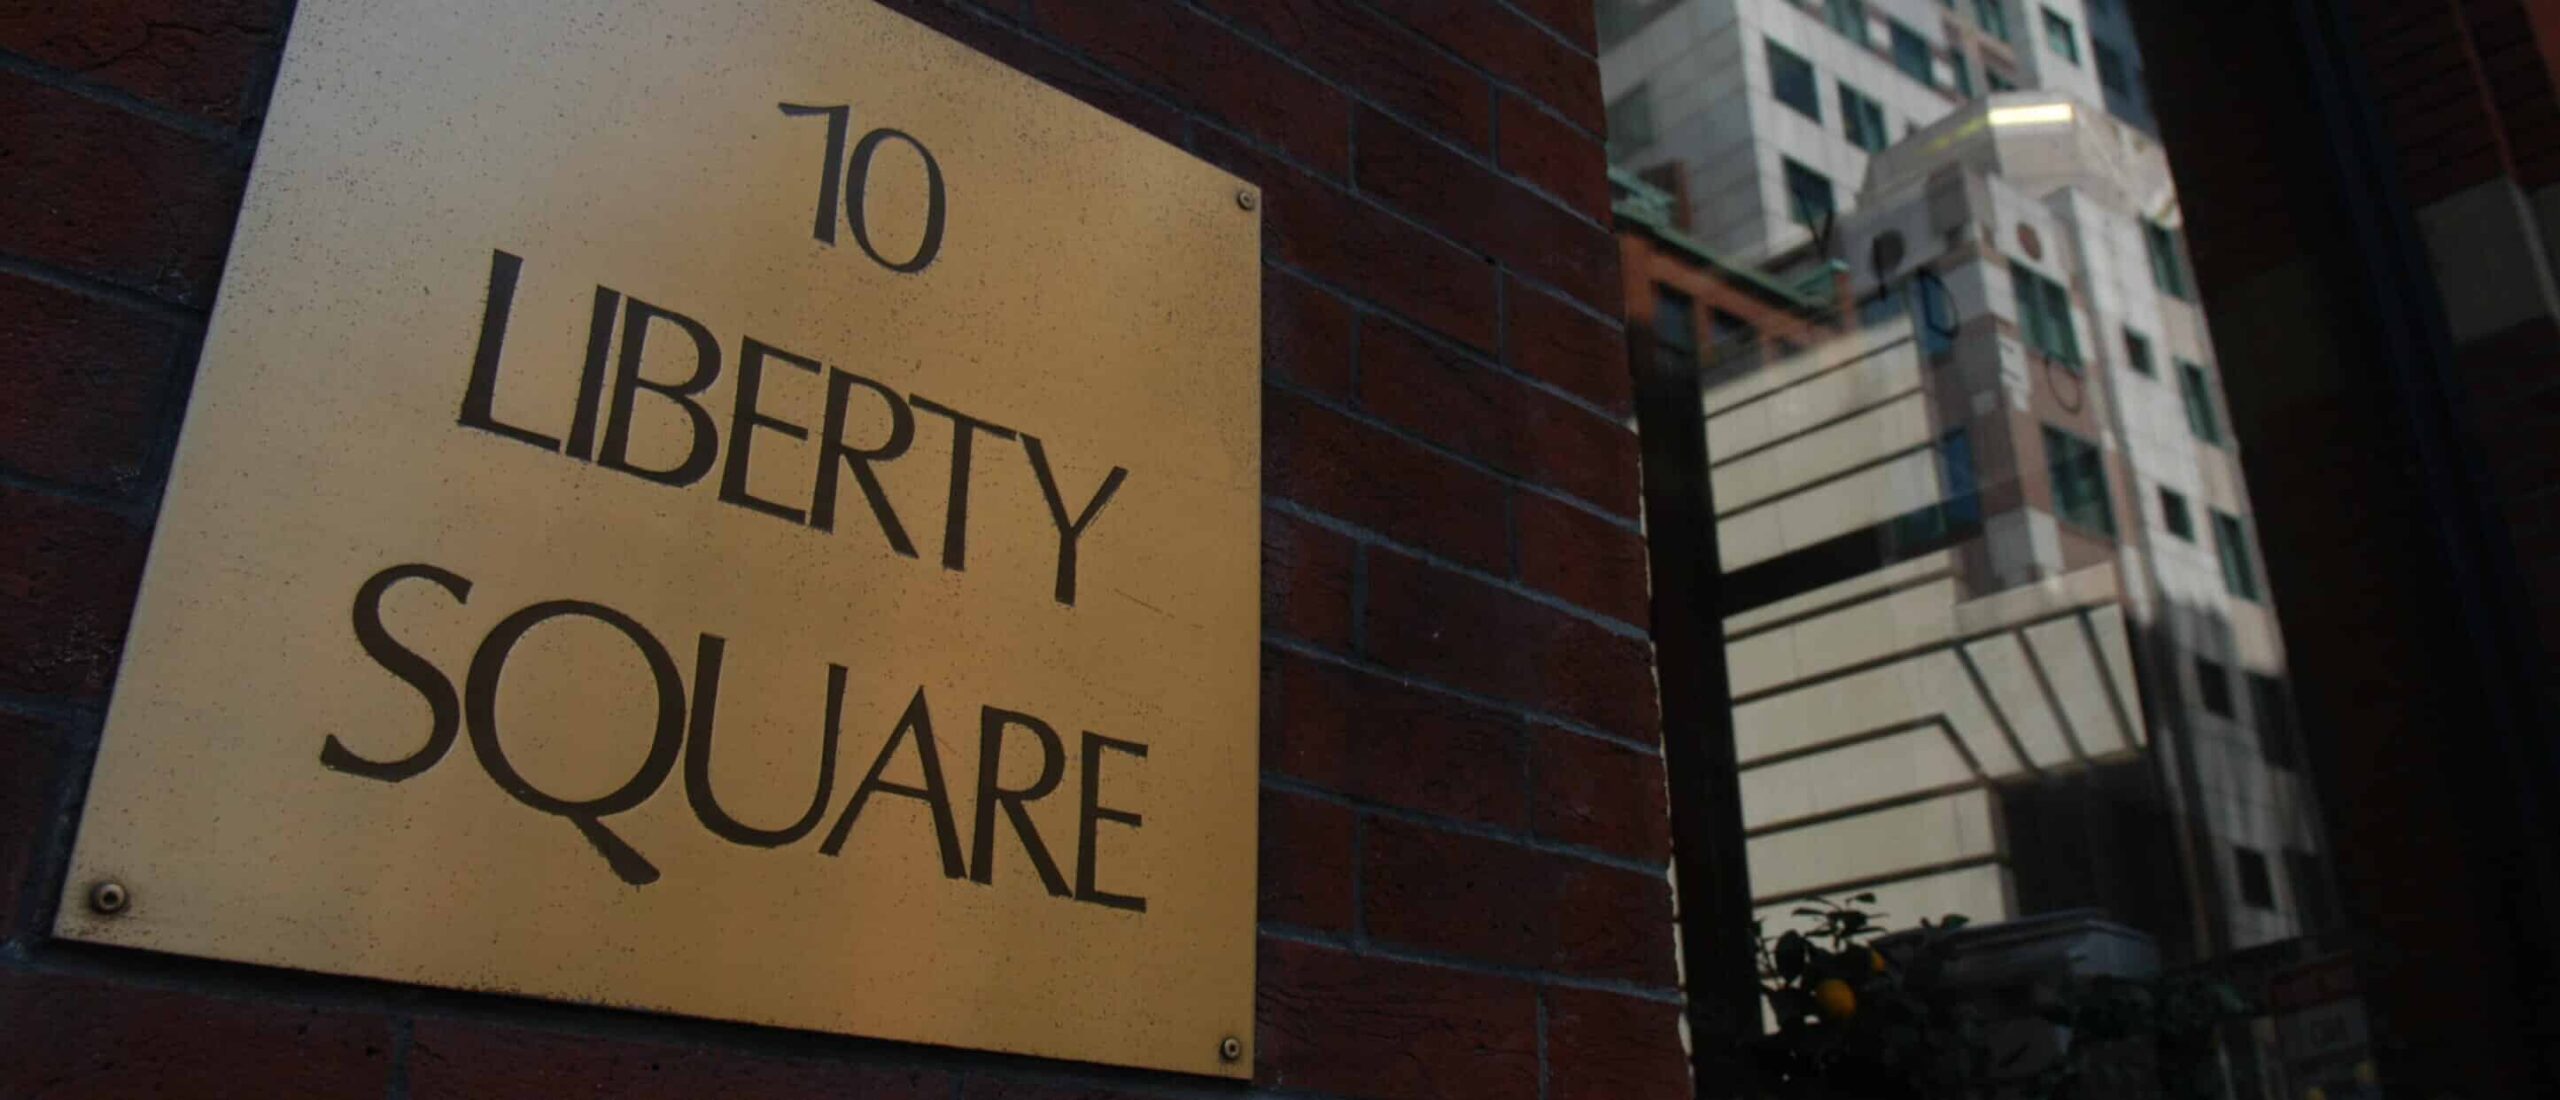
[0,969,394,1098]
[1555,861,1677,984]
[0,72,247,307]
[0,713,61,934]
[1505,278,1633,416]
[0,0,286,125]
[1199,128,1498,351]
[1516,492,1649,624]
[1356,107,1620,315]
[1365,549,1661,740]
[1263,508,1356,649]
[1498,93,1610,221]
[1194,0,1493,150]
[1256,938,1537,1099]
[0,276,185,493]
[867,0,1186,146]
[1532,725,1670,862]
[0,486,147,699]
[1265,389,1510,572]
[1033,0,1349,177]
[1359,320,1640,517]
[1509,0,1600,52]
[1546,987,1691,1100]
[1368,0,1603,132]
[1260,787,1355,933]
[1265,648,1527,827]
[409,1018,947,1099]
[1266,267,1355,398]
[1362,817,1558,967]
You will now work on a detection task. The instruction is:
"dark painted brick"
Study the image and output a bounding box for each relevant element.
[0,71,247,307]
[1265,388,1510,573]
[1265,648,1527,827]
[0,0,287,124]
[410,1019,948,1099]
[1199,128,1499,351]
[0,969,395,1098]
[1263,507,1356,650]
[1508,0,1600,52]
[1194,0,1492,149]
[1532,724,1670,863]
[0,713,61,935]
[961,1078,1151,1100]
[1256,938,1537,1099]
[1033,0,1349,177]
[1516,492,1649,624]
[1505,277,1633,416]
[1365,548,1661,740]
[1498,93,1611,221]
[0,275,186,493]
[1546,987,1691,1100]
[869,0,1187,146]
[1362,816,1557,967]
[1368,0,1603,132]
[1266,266,1356,399]
[1359,319,1639,516]
[1355,106,1619,315]
[1555,861,1677,984]
[1260,787,1356,933]
[0,486,147,699]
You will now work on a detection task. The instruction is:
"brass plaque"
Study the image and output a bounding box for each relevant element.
[54,0,1260,1078]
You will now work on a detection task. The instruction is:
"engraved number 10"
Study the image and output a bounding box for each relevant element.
[778,102,948,273]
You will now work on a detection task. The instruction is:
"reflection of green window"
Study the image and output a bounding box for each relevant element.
[2179,360,2222,443]
[1939,428,1980,525]
[1975,0,2011,43]
[1769,40,1821,121]
[2044,426,2114,535]
[2041,7,2079,65]
[2213,510,2261,600]
[1784,159,1834,229]
[2159,487,2194,540]
[2122,326,2155,376]
[2145,219,2191,298]
[1828,0,1872,45]
[2011,265,2080,367]
[1891,22,1934,84]
[1839,81,1888,152]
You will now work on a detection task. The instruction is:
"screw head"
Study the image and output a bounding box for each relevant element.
[1219,1035,1244,1062]
[88,881,129,915]
[1235,189,1258,211]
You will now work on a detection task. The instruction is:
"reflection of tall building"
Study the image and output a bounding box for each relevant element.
[1606,0,2335,988]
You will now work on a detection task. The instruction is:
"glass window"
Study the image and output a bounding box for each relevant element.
[2042,7,2080,65]
[2213,509,2262,600]
[2044,425,2114,535]
[1916,272,1958,354]
[1974,0,2011,43]
[2122,326,2155,375]
[1839,81,1888,152]
[1607,85,1655,158]
[1940,427,1981,525]
[1768,40,1821,121]
[1987,68,2018,92]
[2096,41,2132,95]
[1891,22,1934,85]
[1653,287,1698,371]
[1783,158,1835,228]
[2196,655,2235,717]
[1827,0,1871,46]
[2145,219,2192,298]
[1949,52,1975,97]
[2160,487,2194,540]
[2235,846,2276,910]
[2286,850,2334,930]
[2251,673,2298,769]
[2179,359,2223,443]
[2012,265,2080,366]
[1597,0,1677,50]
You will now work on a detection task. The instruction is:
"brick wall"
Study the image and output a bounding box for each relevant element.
[0,2,1686,1098]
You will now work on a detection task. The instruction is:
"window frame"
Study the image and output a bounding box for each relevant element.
[2122,325,2155,376]
[2179,359,2223,444]
[1839,80,1889,152]
[1606,84,1656,158]
[2041,6,2080,66]
[2235,846,2277,910]
[2195,655,2235,718]
[2213,509,2262,600]
[1974,0,2011,43]
[1783,157,1836,230]
[1768,39,1822,122]
[2145,219,2192,299]
[2043,425,2116,536]
[2012,264,2082,367]
[1828,0,1873,47]
[2159,487,2195,541]
[1890,21,1935,86]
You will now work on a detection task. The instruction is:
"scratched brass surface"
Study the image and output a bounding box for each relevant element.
[54,0,1259,1078]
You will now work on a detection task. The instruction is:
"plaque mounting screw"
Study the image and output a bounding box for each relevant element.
[88,881,129,915]
[1219,1035,1244,1062]
[1235,190,1258,211]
